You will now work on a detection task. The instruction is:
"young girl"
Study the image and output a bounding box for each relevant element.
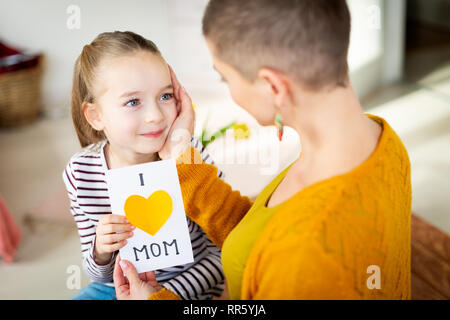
[62,31,226,300]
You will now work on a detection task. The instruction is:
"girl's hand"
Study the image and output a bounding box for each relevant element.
[113,254,163,300]
[158,65,195,160]
[94,214,135,265]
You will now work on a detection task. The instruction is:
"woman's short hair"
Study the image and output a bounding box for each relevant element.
[202,0,351,91]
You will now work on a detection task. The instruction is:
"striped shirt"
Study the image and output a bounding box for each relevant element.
[62,137,225,299]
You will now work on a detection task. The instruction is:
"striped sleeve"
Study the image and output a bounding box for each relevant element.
[161,220,225,300]
[62,160,116,283]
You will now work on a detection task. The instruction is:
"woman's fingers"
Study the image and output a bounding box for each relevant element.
[168,64,194,117]
[115,258,161,300]
[168,64,181,97]
[114,255,131,300]
[114,255,127,286]
[168,64,193,118]
[145,271,162,290]
[119,259,142,288]
[179,87,192,113]
[168,64,181,112]
[158,65,195,160]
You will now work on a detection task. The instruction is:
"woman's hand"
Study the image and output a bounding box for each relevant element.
[94,214,135,265]
[113,254,163,300]
[158,65,195,160]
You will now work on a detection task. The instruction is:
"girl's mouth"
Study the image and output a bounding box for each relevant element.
[140,129,164,138]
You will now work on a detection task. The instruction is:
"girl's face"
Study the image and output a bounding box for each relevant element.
[90,50,177,156]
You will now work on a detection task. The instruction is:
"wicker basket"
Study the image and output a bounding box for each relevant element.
[0,57,43,127]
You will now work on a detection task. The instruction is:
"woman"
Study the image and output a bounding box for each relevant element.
[113,0,411,300]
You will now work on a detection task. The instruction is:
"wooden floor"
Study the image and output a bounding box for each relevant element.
[412,214,450,299]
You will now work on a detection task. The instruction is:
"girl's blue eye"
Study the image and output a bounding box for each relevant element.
[160,93,173,101]
[125,99,140,107]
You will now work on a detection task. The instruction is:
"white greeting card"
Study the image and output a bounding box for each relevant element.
[105,159,193,273]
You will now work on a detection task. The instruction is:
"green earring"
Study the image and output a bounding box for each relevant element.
[275,113,284,141]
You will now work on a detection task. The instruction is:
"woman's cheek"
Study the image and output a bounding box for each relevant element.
[229,85,247,111]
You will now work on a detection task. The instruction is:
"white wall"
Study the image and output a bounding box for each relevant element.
[347,0,406,97]
[0,0,406,117]
[0,0,172,117]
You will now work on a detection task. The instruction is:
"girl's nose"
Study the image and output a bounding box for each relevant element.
[144,105,164,124]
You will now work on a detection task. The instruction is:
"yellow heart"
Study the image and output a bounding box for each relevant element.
[124,190,173,236]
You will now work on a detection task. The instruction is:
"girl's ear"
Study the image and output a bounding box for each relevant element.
[257,67,293,111]
[83,102,105,131]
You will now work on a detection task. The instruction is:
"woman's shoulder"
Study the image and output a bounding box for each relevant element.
[254,163,410,271]
[365,114,410,171]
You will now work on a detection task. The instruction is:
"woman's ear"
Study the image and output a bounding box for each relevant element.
[257,67,293,110]
[83,102,105,131]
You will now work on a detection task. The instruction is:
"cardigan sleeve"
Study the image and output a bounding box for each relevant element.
[147,288,180,300]
[176,147,253,249]
[147,146,252,300]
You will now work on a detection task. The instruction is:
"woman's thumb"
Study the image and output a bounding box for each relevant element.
[119,260,141,286]
[179,87,193,113]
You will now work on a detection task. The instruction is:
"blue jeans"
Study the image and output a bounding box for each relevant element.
[70,282,117,300]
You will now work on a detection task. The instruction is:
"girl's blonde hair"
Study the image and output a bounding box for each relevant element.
[71,31,161,147]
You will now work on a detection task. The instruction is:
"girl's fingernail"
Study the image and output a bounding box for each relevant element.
[182,86,186,93]
[119,260,128,270]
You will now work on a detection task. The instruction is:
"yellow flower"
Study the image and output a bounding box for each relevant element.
[233,123,251,139]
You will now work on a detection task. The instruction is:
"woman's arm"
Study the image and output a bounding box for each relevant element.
[159,65,252,248]
[176,146,253,248]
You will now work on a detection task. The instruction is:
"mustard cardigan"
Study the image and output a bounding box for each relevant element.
[149,115,411,300]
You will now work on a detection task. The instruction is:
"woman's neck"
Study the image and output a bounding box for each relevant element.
[104,141,159,170]
[286,85,382,177]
